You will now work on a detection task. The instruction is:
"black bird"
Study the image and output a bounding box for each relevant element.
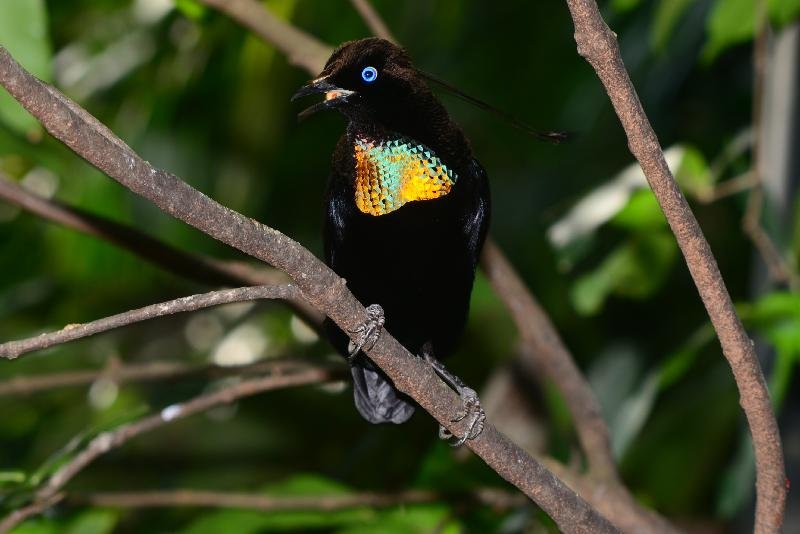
[293,38,490,445]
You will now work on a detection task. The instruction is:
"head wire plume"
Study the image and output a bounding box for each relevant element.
[419,70,568,144]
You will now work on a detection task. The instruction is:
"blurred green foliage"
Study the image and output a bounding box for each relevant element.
[1,0,798,532]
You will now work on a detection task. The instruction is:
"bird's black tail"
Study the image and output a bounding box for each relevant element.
[351,362,415,424]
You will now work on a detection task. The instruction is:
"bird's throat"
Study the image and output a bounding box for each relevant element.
[353,133,457,217]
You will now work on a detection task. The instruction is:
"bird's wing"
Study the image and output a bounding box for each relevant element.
[462,158,491,263]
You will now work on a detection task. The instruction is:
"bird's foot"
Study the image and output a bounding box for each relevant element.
[437,386,486,447]
[347,304,385,362]
[424,351,486,447]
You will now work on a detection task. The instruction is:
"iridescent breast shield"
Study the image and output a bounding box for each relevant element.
[353,134,458,216]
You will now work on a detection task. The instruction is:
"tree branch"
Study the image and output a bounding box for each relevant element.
[0,493,65,534]
[0,365,337,534]
[0,173,325,328]
[0,47,617,533]
[561,1,786,531]
[199,0,331,73]
[348,0,397,43]
[481,240,615,481]
[0,285,298,360]
[0,357,334,397]
[68,487,526,512]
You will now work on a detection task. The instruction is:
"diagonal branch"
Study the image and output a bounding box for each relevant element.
[348,0,397,43]
[0,174,325,328]
[480,240,615,481]
[0,47,617,533]
[0,285,298,360]
[0,364,338,534]
[200,0,330,73]
[561,1,786,532]
[0,493,65,534]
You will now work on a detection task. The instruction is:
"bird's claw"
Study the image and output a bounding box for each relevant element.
[347,304,385,362]
[438,387,486,447]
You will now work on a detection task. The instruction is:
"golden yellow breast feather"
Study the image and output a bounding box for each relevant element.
[353,135,457,216]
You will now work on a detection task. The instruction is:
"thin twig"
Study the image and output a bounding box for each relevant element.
[199,0,331,73]
[0,46,618,533]
[34,367,336,502]
[0,285,298,360]
[68,487,526,512]
[0,358,336,397]
[349,0,397,43]
[0,174,325,328]
[0,365,336,533]
[694,171,756,204]
[562,1,786,531]
[0,493,65,533]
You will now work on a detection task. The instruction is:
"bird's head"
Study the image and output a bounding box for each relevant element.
[292,38,448,138]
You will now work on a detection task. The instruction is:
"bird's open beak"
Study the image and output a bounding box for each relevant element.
[291,77,355,121]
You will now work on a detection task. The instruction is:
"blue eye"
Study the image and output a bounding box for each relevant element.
[361,66,378,83]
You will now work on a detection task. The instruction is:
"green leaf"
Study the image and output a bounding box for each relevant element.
[610,189,667,231]
[651,0,695,52]
[675,145,714,198]
[65,510,118,534]
[8,520,57,534]
[0,0,52,138]
[0,471,26,484]
[174,0,206,20]
[769,0,800,25]
[740,291,800,405]
[741,292,800,351]
[611,0,642,13]
[185,475,373,533]
[570,232,678,315]
[263,473,350,495]
[339,505,459,534]
[702,0,756,63]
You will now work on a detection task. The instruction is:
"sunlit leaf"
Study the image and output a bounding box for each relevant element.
[675,145,714,198]
[174,0,206,20]
[570,232,678,315]
[65,510,118,534]
[339,505,459,534]
[610,189,666,231]
[702,0,755,63]
[185,474,373,533]
[740,291,800,405]
[769,0,800,25]
[0,0,52,138]
[8,520,57,534]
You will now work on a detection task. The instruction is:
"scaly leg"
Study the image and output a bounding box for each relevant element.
[422,344,485,447]
[347,304,385,362]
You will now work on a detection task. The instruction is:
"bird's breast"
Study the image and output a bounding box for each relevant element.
[353,134,458,216]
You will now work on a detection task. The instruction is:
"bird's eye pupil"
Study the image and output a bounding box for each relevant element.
[361,66,378,83]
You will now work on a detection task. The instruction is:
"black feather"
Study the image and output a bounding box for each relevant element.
[296,38,490,424]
